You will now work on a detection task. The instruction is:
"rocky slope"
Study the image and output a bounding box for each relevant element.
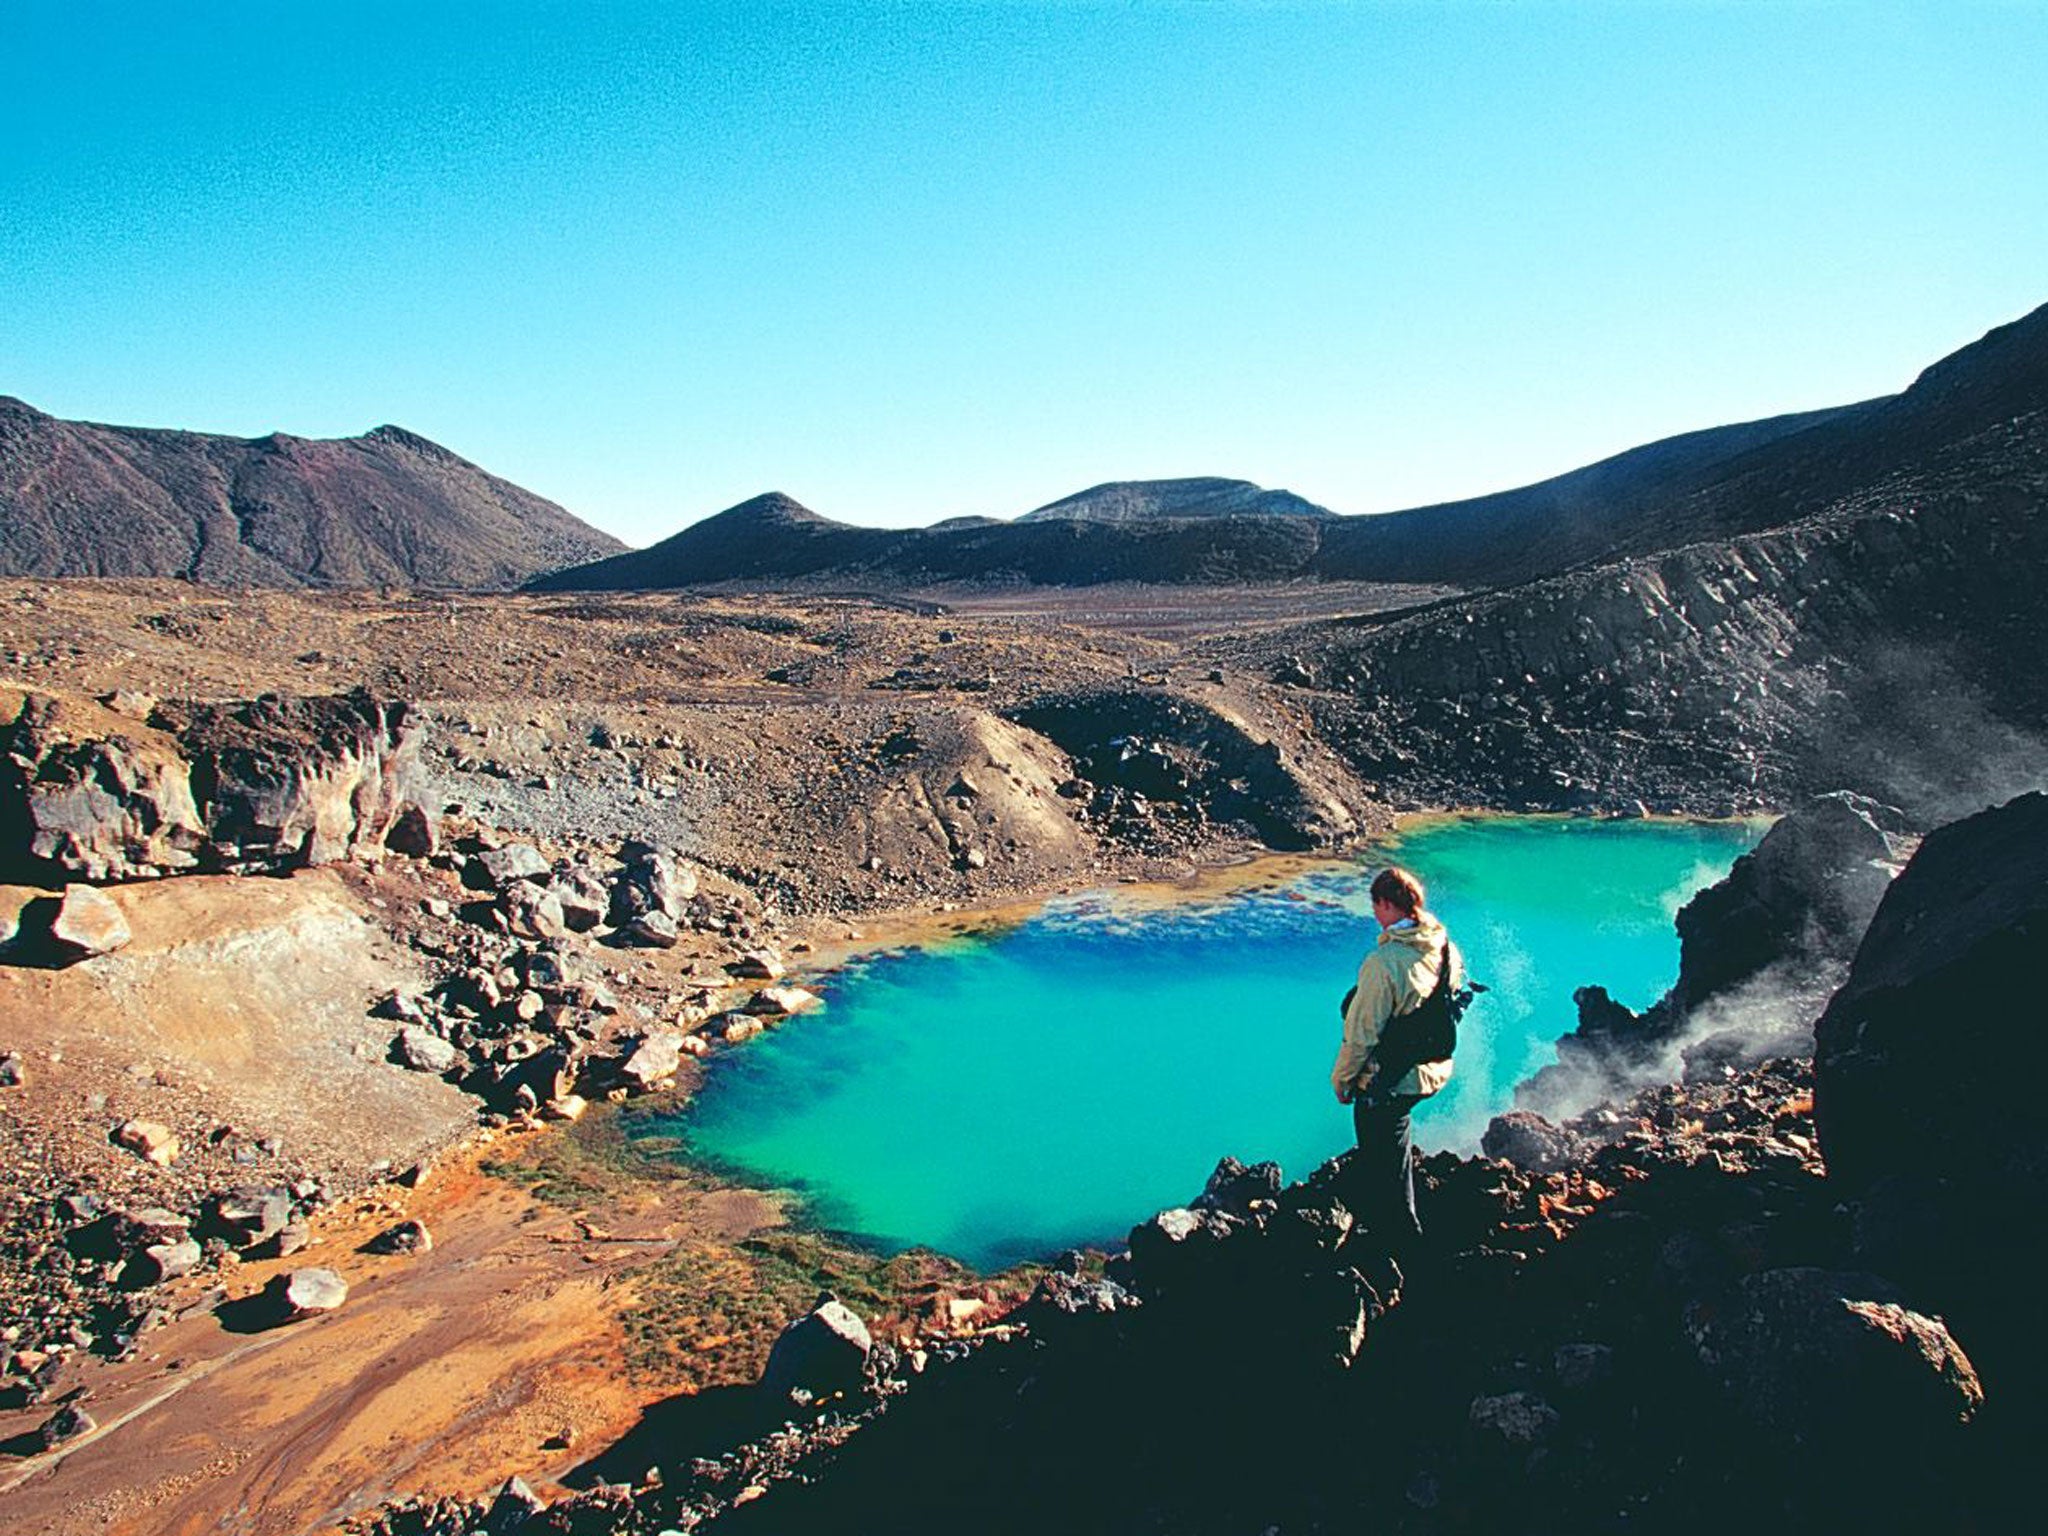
[1228,448,2048,821]
[0,399,624,589]
[359,790,2038,1536]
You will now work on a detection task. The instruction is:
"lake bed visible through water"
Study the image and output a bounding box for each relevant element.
[658,816,1762,1270]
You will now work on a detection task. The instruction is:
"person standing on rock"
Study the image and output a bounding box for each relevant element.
[1332,866,1461,1256]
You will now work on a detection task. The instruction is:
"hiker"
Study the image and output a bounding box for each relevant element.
[1331,865,1462,1251]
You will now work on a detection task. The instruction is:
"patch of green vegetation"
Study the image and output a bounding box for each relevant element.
[480,1102,708,1210]
[621,1227,1046,1386]
[482,1103,1048,1393]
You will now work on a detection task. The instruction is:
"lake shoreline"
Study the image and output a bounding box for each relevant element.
[687,814,1767,1271]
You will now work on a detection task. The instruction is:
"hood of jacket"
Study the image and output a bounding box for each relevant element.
[1378,911,1448,959]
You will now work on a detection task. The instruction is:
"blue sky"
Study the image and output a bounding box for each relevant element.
[3,2,2043,544]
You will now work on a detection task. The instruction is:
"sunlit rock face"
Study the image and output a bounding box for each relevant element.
[1,686,427,881]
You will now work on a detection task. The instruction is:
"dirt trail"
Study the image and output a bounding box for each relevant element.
[0,1145,776,1536]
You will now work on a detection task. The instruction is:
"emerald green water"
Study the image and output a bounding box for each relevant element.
[664,816,1760,1270]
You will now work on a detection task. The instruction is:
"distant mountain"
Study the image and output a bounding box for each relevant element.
[525,492,898,589]
[1320,300,2048,586]
[1019,477,1336,524]
[529,300,2047,595]
[524,490,1334,591]
[0,398,625,588]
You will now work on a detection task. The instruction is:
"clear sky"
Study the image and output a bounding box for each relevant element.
[3,2,2043,545]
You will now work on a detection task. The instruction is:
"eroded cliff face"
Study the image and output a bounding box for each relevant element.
[1228,488,2048,820]
[0,687,426,882]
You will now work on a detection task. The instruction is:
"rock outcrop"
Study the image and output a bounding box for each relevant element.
[383,1054,2021,1536]
[1011,689,1357,852]
[1685,1267,1982,1451]
[1812,791,2048,1423]
[1,687,428,882]
[1514,792,1906,1123]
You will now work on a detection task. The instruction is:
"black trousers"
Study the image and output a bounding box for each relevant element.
[1351,1092,1424,1245]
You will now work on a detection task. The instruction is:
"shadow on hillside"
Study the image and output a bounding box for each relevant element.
[562,1383,767,1490]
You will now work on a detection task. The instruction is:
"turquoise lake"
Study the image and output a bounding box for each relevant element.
[665,816,1761,1270]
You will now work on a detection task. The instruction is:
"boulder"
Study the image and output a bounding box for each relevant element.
[1123,1206,1238,1300]
[1686,1267,1981,1448]
[500,884,568,941]
[1024,1269,1140,1347]
[1266,1184,1355,1266]
[731,948,786,981]
[1520,791,1907,1120]
[1190,1155,1283,1218]
[1811,793,2048,1408]
[608,843,696,927]
[394,1026,460,1075]
[550,870,609,933]
[1674,792,1905,1012]
[483,1476,547,1532]
[745,984,821,1018]
[489,1045,578,1111]
[123,1235,202,1286]
[720,1016,764,1045]
[761,1296,873,1402]
[56,1190,102,1224]
[370,1219,433,1255]
[4,690,427,881]
[49,885,132,960]
[626,910,679,948]
[1553,1342,1615,1391]
[38,1402,96,1449]
[620,1032,685,1091]
[1482,1110,1582,1173]
[210,1186,292,1248]
[1468,1390,1560,1449]
[275,1267,349,1318]
[472,842,551,889]
[0,691,204,880]
[166,691,423,869]
[114,1119,179,1165]
[0,1051,22,1088]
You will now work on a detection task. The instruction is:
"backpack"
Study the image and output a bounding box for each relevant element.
[1360,943,1474,1084]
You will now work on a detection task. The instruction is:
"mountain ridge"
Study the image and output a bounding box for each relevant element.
[0,398,625,590]
[530,299,2045,593]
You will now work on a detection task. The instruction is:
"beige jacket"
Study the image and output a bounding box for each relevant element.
[1331,912,1460,1101]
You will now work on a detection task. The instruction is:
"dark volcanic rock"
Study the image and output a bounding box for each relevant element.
[1813,791,2048,1196]
[1686,1267,1981,1449]
[761,1295,873,1403]
[1481,1110,1582,1173]
[1811,792,2048,1456]
[1518,793,1905,1120]
[0,395,624,588]
[1671,791,1904,1013]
